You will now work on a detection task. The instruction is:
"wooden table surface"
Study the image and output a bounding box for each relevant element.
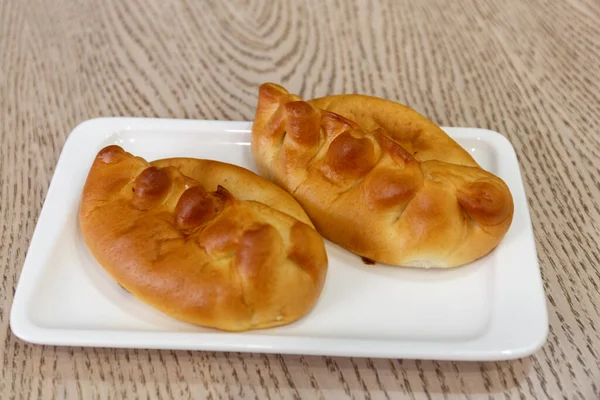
[2,0,599,398]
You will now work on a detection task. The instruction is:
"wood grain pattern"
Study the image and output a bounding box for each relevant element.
[1,0,599,398]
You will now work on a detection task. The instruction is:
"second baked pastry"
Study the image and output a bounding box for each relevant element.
[251,83,514,268]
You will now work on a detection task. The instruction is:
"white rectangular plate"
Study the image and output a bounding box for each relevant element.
[10,118,548,360]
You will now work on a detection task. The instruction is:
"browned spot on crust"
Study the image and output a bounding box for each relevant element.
[175,185,230,232]
[284,101,321,147]
[361,256,375,265]
[97,145,126,164]
[235,224,279,282]
[197,217,240,255]
[365,171,419,209]
[457,180,513,226]
[321,131,377,181]
[258,82,290,103]
[132,167,171,210]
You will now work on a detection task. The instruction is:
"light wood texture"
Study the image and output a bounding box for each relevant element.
[1,0,599,398]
